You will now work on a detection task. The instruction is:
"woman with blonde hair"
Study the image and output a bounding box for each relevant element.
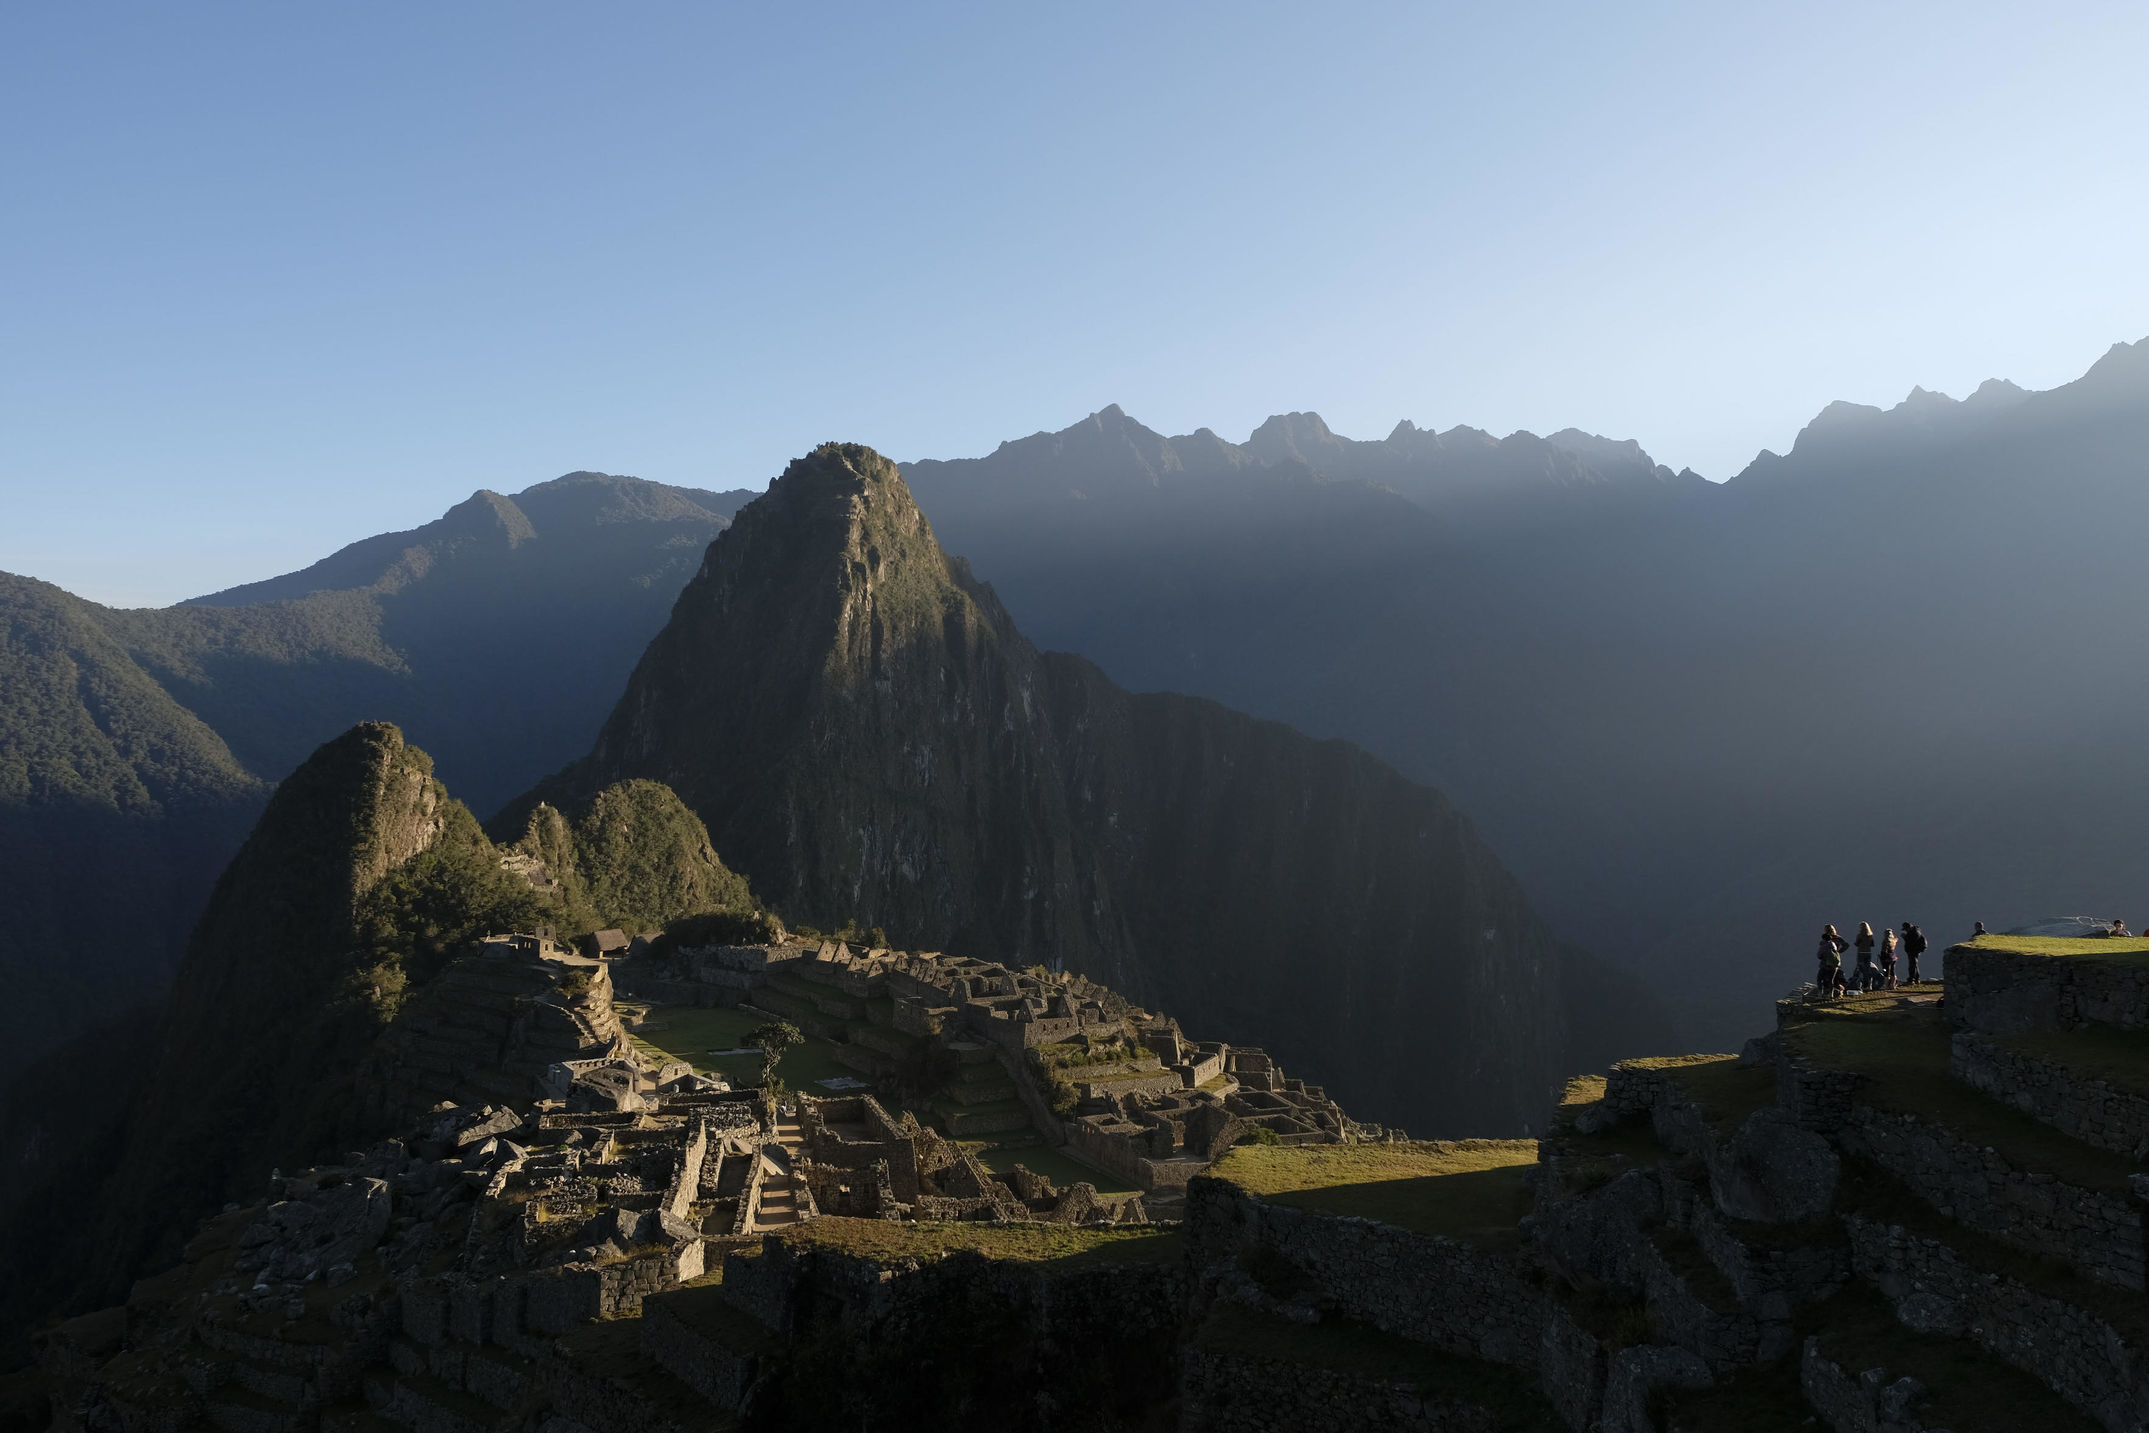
[1880,926,1900,989]
[1854,922,1878,991]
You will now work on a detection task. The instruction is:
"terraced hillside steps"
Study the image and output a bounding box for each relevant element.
[1782,990,2149,1290]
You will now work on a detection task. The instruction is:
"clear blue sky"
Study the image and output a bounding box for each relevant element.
[5,3,2146,606]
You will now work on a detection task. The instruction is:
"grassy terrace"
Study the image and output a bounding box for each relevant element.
[1209,1141,1538,1250]
[1663,1282,2102,1433]
[1958,933,2149,960]
[1548,1074,1670,1173]
[774,1216,1180,1271]
[1998,1022,2149,1099]
[1837,1160,2149,1347]
[1615,1052,1777,1135]
[968,1142,1141,1195]
[628,1003,857,1090]
[1780,991,2140,1196]
[1194,1304,1563,1431]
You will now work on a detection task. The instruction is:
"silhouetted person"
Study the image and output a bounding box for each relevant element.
[1816,924,1848,998]
[1973,921,1988,938]
[1854,922,1877,991]
[1880,927,1900,989]
[1902,922,1927,984]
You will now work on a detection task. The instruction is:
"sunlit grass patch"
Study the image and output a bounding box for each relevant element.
[775,1217,1179,1271]
[1209,1140,1538,1248]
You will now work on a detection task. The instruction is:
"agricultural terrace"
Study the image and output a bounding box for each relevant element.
[1209,1140,1538,1250]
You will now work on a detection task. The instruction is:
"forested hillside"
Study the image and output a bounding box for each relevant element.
[0,472,746,1072]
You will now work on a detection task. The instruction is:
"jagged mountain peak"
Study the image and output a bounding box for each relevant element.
[1243,410,1343,467]
[438,489,538,547]
[529,438,1632,1136]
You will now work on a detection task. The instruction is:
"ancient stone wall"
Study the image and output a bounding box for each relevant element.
[1182,1177,1546,1372]
[1799,1338,1943,1433]
[1845,1213,2148,1433]
[1945,945,2149,1035]
[1179,1339,1507,1432]
[1951,1033,2149,1158]
[1839,1105,2146,1289]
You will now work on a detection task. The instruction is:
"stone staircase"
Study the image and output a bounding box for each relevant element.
[746,1118,807,1231]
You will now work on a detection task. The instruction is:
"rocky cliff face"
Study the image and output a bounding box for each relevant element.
[528,442,1626,1136]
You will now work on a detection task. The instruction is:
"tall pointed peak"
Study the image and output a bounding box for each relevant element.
[438,489,537,546]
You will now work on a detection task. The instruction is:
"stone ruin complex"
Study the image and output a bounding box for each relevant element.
[631,937,1383,1210]
[54,934,2149,1430]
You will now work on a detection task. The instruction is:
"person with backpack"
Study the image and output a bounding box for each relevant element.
[1902,922,1928,984]
[1880,926,1900,989]
[1816,924,1848,997]
[1854,922,1878,991]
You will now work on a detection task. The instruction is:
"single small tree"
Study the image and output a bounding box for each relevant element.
[743,1020,803,1090]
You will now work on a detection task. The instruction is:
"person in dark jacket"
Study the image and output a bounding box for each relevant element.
[1902,922,1928,984]
[1854,922,1878,991]
[1972,921,1987,938]
[1817,924,1848,997]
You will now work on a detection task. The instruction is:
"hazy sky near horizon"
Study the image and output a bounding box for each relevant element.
[5,4,2147,606]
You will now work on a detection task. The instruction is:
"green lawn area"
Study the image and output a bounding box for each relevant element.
[629,1004,858,1091]
[1615,1053,1777,1135]
[1209,1140,1538,1249]
[2000,1023,2149,1101]
[776,1217,1181,1271]
[1193,1305,1563,1430]
[969,1143,1141,1196]
[1547,1073,1667,1172]
[1960,933,2149,960]
[1837,1159,2149,1348]
[1781,994,2140,1196]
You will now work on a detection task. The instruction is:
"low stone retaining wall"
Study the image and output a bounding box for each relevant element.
[1846,1213,2149,1433]
[1184,1177,1549,1372]
[1180,1338,1505,1432]
[1800,1337,1943,1433]
[1839,1105,2146,1289]
[639,1290,767,1412]
[1951,1033,2149,1158]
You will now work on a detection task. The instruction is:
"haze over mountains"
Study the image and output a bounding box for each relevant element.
[7,334,2147,1090]
[513,442,1656,1136]
[0,473,748,1070]
[904,337,2149,1048]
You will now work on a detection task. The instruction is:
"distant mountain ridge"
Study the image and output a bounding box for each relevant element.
[896,336,2149,1051]
[185,472,756,607]
[516,442,1670,1136]
[0,471,749,1073]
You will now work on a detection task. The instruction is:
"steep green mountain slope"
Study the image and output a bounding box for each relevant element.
[0,722,748,1356]
[897,338,2149,1050]
[0,471,748,1073]
[0,573,267,1066]
[519,442,1665,1135]
[118,470,751,812]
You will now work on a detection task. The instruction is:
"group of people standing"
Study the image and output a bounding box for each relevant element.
[1814,921,1927,996]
